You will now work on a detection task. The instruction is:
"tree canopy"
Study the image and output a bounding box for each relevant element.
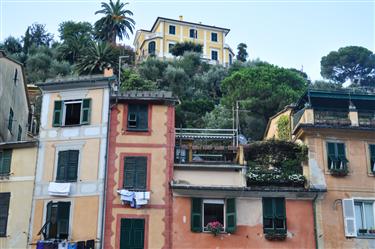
[170,41,203,57]
[236,43,248,62]
[321,46,375,86]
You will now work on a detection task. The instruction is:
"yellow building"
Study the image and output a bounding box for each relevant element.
[28,75,115,248]
[265,89,375,249]
[134,16,235,66]
[0,140,38,249]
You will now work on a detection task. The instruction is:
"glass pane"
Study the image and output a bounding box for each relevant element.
[364,203,374,229]
[355,203,363,229]
[65,103,81,125]
[203,203,224,227]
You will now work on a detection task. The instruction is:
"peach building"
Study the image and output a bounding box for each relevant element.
[103,91,178,249]
[28,75,114,248]
[171,129,319,248]
[266,89,375,248]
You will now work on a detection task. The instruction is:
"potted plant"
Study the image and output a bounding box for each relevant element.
[358,228,368,234]
[368,228,375,234]
[207,221,223,236]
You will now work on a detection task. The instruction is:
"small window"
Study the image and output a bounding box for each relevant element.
[44,201,70,240]
[56,150,79,182]
[211,50,218,61]
[327,142,348,174]
[211,32,218,42]
[354,201,375,235]
[229,54,233,65]
[127,104,148,131]
[203,199,224,231]
[53,99,91,127]
[17,125,22,141]
[8,108,13,132]
[148,41,156,55]
[168,43,175,53]
[262,197,287,239]
[189,29,197,38]
[0,149,12,175]
[0,193,10,237]
[123,156,147,190]
[169,25,176,35]
[369,144,375,173]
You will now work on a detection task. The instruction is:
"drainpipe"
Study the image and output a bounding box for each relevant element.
[313,193,319,249]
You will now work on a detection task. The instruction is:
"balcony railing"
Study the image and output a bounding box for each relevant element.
[314,110,351,126]
[358,111,375,127]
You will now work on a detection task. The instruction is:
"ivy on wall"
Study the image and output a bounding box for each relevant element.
[276,115,291,141]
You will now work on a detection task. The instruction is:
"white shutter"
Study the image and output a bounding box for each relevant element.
[342,199,357,237]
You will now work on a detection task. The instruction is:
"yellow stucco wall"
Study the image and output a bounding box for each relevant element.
[46,89,105,129]
[264,109,292,140]
[301,129,375,248]
[0,146,37,249]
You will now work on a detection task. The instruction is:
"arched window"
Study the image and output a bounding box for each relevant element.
[148,41,156,55]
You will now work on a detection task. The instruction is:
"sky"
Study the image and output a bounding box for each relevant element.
[0,0,374,81]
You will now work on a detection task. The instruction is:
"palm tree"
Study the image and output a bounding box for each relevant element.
[75,41,117,75]
[94,0,135,44]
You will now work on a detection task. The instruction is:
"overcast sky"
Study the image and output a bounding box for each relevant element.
[0,0,374,80]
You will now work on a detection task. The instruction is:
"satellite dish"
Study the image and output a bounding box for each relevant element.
[238,134,248,145]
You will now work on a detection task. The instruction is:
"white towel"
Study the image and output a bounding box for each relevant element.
[48,182,71,196]
[134,191,150,200]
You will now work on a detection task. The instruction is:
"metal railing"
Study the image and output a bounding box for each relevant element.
[314,110,351,126]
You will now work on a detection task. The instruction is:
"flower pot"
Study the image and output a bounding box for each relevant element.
[359,229,368,234]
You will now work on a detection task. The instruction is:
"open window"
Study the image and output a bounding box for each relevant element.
[327,142,348,175]
[203,199,224,231]
[53,99,91,127]
[40,201,70,240]
[369,144,375,173]
[343,198,375,237]
[127,104,148,131]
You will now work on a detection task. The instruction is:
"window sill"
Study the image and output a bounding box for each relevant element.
[126,129,149,132]
[55,180,77,183]
[356,235,375,239]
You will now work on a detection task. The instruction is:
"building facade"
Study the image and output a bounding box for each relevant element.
[134,16,235,66]
[103,91,177,249]
[0,50,30,142]
[0,141,38,249]
[172,129,318,248]
[28,75,114,248]
[267,89,375,248]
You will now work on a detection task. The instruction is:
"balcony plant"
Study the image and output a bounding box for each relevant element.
[368,228,375,234]
[207,221,224,236]
[358,228,368,234]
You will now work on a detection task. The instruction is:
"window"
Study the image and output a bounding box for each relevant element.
[148,41,156,55]
[120,219,145,249]
[370,144,375,173]
[262,197,287,239]
[8,108,13,132]
[211,32,218,42]
[17,125,22,141]
[13,69,18,85]
[327,142,348,174]
[0,193,10,237]
[0,149,12,175]
[169,25,176,35]
[189,29,197,38]
[211,50,218,61]
[127,104,148,131]
[123,156,147,190]
[190,198,236,233]
[56,150,79,182]
[44,201,70,240]
[53,99,91,127]
[229,54,233,65]
[343,199,375,237]
[168,43,175,54]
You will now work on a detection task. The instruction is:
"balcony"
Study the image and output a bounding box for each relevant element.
[314,110,351,126]
[358,111,375,127]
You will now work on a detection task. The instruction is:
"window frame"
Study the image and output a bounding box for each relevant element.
[169,25,176,35]
[211,50,218,61]
[211,32,218,42]
[55,149,80,182]
[0,149,12,176]
[53,99,91,127]
[168,42,176,54]
[351,199,375,237]
[262,197,287,238]
[202,199,225,232]
[189,28,198,39]
[0,192,10,237]
[62,100,82,126]
[123,156,148,191]
[127,104,149,132]
[43,200,72,240]
[148,41,156,55]
[326,141,348,175]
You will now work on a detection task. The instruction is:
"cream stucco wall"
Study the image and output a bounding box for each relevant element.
[0,146,37,249]
[174,169,245,187]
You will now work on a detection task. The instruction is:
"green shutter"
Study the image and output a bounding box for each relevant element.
[337,143,347,161]
[370,145,375,172]
[81,99,91,125]
[133,219,145,248]
[327,142,336,169]
[56,151,69,181]
[67,150,79,181]
[8,108,13,132]
[45,201,53,238]
[137,105,148,130]
[53,101,63,127]
[0,193,10,237]
[226,198,236,233]
[191,198,202,232]
[120,219,145,249]
[262,198,274,218]
[0,150,12,175]
[135,157,147,190]
[57,202,70,239]
[124,157,136,189]
[275,198,286,218]
[17,125,22,141]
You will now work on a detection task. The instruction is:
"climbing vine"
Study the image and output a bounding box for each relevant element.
[276,115,291,141]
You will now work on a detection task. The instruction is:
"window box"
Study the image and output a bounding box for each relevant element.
[359,228,368,234]
[327,142,348,176]
[329,167,349,176]
[264,230,287,240]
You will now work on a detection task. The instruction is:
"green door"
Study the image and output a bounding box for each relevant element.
[120,218,145,249]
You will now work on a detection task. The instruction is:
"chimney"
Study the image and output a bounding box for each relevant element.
[179,15,183,21]
[104,67,113,77]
